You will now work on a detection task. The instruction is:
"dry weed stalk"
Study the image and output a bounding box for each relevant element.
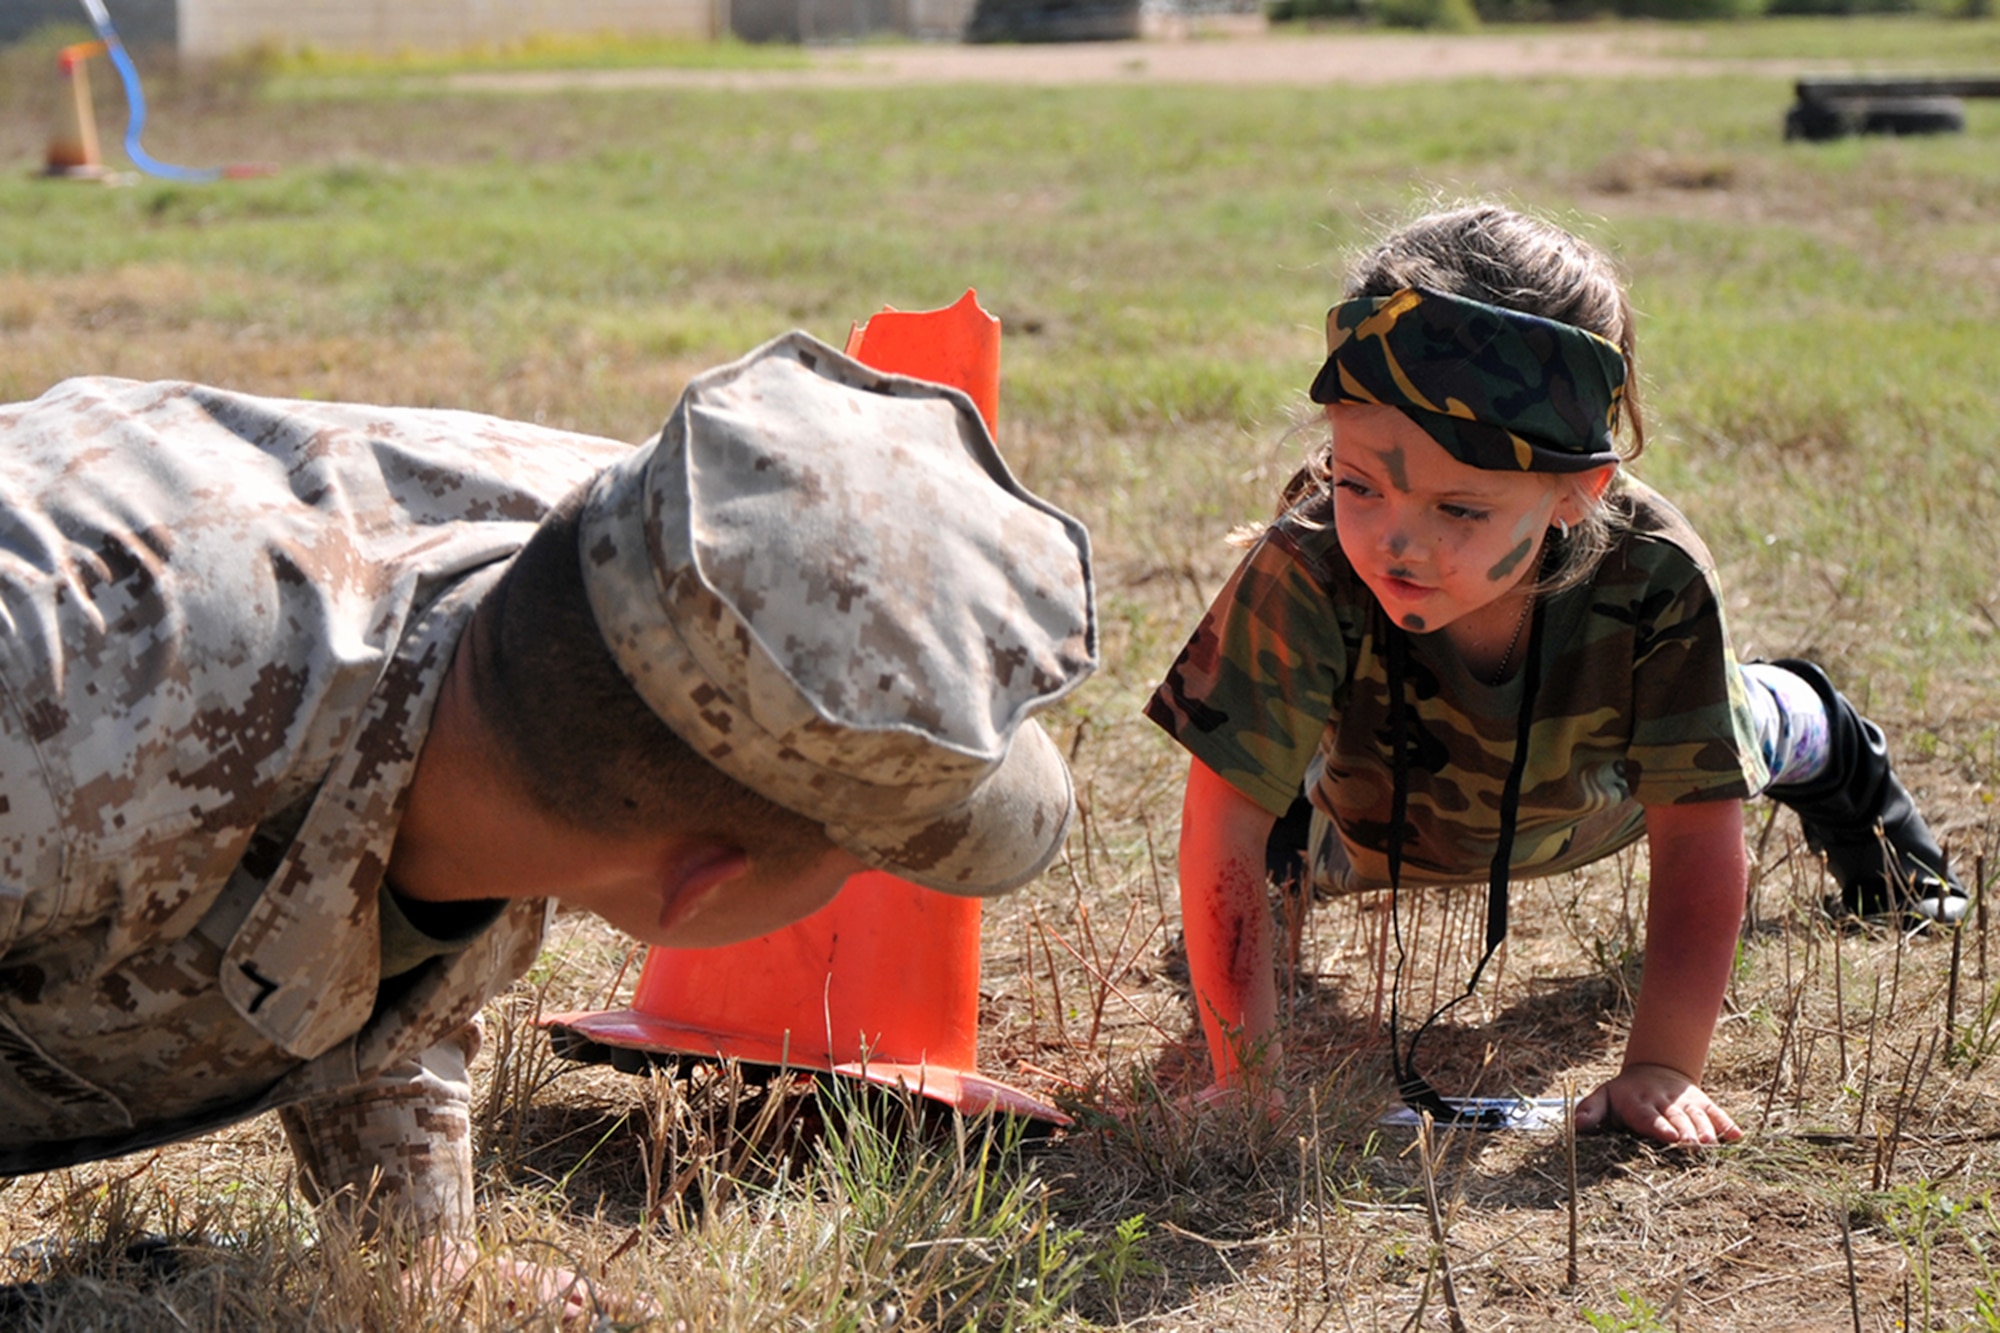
[1307,1085,1335,1313]
[1887,904,1910,1029]
[1565,1082,1580,1293]
[1856,976,1883,1139]
[1032,901,1075,1057]
[1947,917,1965,1044]
[1978,851,1990,988]
[1747,801,1784,936]
[1877,1032,1940,1191]
[1414,1114,1469,1333]
[1041,897,1170,1058]
[1837,1198,1864,1333]
[477,972,575,1176]
[1794,1028,1819,1119]
[1761,977,1808,1129]
[1834,896,1852,1084]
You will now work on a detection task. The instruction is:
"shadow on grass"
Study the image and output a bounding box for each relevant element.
[488,1059,895,1228]
[1329,969,1631,1104]
[498,946,1640,1327]
[1154,916,1631,1107]
[1017,934,1647,1321]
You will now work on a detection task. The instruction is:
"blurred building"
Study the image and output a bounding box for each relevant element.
[0,0,1240,52]
[728,0,975,42]
[4,0,732,56]
[187,0,732,56]
[4,0,177,48]
[966,0,1139,40]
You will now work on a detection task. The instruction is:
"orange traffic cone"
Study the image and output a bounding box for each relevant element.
[43,42,109,180]
[841,288,1004,432]
[544,292,1068,1124]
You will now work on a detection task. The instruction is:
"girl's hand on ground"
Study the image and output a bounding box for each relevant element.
[1574,1063,1743,1147]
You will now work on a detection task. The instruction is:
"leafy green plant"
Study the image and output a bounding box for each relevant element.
[1582,1290,1671,1332]
[1089,1213,1162,1320]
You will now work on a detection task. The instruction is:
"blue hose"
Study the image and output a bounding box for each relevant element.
[78,0,223,182]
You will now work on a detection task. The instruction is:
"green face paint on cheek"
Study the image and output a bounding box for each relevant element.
[1485,537,1534,582]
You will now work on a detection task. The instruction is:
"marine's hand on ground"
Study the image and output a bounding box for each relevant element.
[1575,1062,1743,1147]
[413,1235,662,1326]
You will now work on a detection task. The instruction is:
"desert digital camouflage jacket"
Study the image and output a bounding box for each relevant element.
[1147,479,1767,894]
[0,377,631,1229]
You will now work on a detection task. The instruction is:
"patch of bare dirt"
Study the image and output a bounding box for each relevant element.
[442,28,1841,93]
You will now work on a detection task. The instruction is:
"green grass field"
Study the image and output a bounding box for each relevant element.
[4,19,2000,1329]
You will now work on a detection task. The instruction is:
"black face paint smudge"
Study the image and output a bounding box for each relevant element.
[1401,613,1426,631]
[1383,445,1410,493]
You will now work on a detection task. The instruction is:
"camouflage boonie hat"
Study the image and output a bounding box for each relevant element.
[1308,288,1626,474]
[579,331,1097,896]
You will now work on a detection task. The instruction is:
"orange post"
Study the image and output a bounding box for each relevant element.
[44,43,108,180]
[544,292,1067,1123]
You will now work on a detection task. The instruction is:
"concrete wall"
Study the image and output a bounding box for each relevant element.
[4,0,978,58]
[6,0,976,56]
[178,0,723,58]
[2,0,176,49]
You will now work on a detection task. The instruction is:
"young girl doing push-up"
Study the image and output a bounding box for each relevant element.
[1147,203,1966,1145]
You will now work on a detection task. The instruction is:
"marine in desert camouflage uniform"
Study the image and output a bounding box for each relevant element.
[0,333,1096,1244]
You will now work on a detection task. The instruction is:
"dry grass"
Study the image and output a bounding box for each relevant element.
[5,26,2000,1330]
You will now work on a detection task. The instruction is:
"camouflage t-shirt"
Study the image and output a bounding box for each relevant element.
[0,377,632,1228]
[1146,479,1765,893]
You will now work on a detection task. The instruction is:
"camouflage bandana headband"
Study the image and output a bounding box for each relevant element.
[1308,287,1626,474]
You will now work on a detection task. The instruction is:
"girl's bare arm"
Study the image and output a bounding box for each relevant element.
[1577,798,1748,1144]
[1177,758,1282,1089]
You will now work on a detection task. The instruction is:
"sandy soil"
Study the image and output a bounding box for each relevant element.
[442,27,1836,92]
